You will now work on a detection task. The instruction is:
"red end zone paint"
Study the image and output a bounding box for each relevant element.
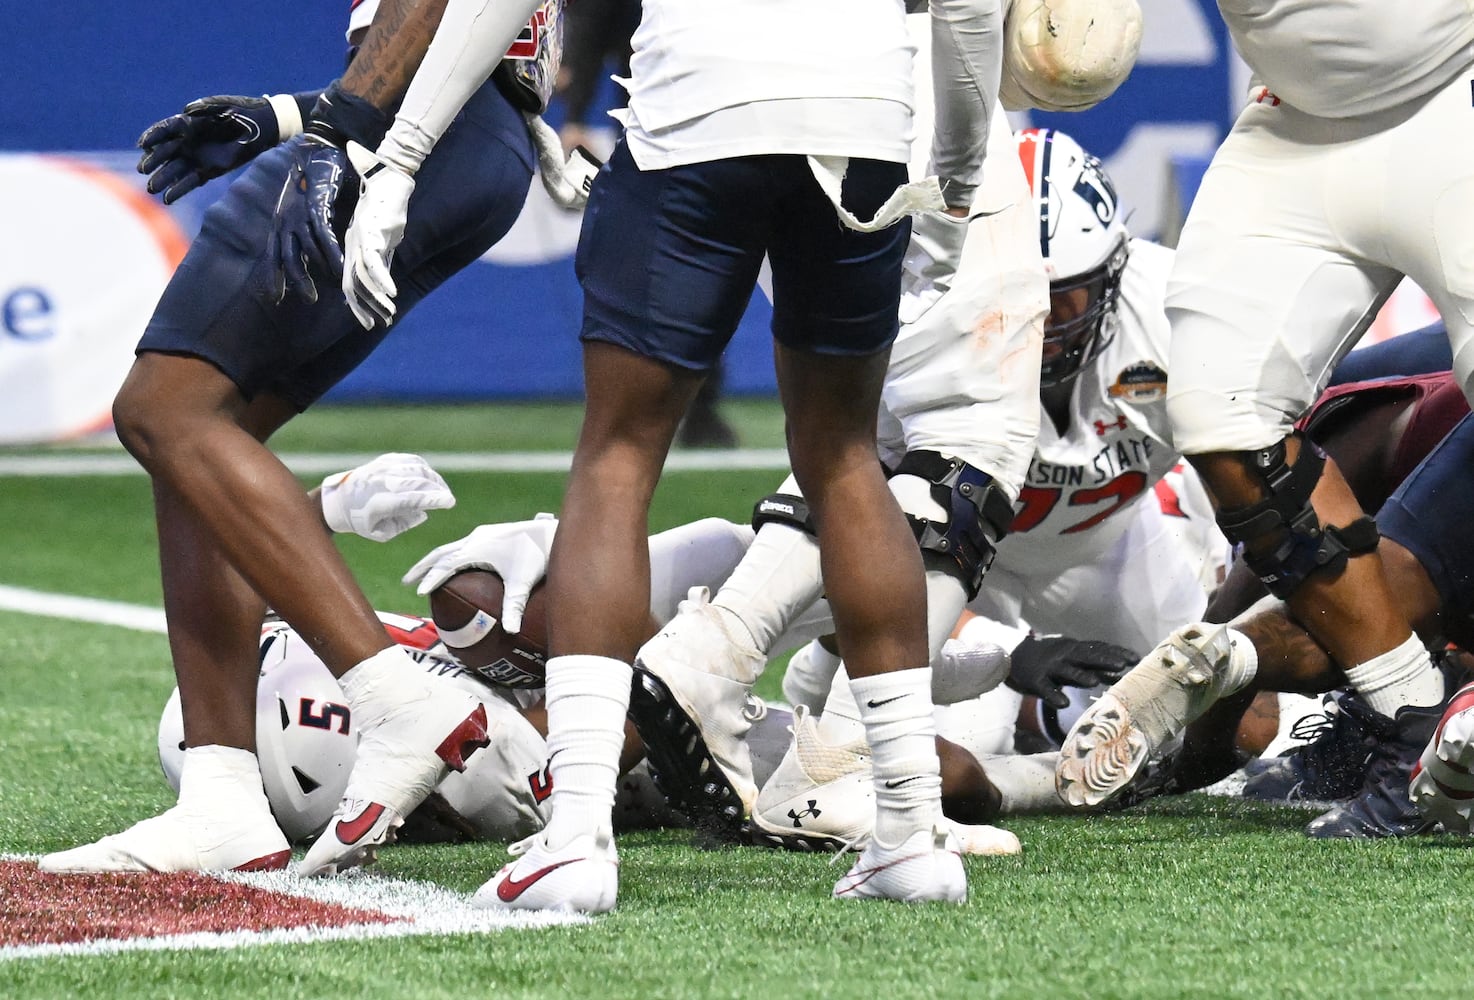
[0,861,393,949]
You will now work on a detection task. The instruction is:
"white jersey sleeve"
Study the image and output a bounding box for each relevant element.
[1219,0,1474,118]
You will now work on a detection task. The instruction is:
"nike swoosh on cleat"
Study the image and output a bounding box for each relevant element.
[496,859,582,902]
[866,695,907,708]
[334,802,386,844]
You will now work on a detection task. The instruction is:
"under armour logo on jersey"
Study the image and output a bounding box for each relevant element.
[1094,415,1128,436]
[787,801,822,827]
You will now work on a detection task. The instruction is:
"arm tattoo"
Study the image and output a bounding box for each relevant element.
[341,0,453,110]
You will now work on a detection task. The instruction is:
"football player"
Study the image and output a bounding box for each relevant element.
[1056,334,1474,837]
[327,0,1018,911]
[1070,0,1474,837]
[39,0,573,875]
[754,127,1239,840]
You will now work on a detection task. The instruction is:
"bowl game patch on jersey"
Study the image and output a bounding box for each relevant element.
[1108,362,1167,402]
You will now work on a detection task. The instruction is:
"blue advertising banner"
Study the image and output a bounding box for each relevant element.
[4,1,1258,420]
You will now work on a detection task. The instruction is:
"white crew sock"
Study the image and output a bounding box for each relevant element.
[178,745,272,818]
[976,752,1068,814]
[782,639,843,714]
[1343,632,1443,717]
[850,667,944,847]
[337,645,423,708]
[710,522,824,653]
[540,654,632,849]
[816,667,866,745]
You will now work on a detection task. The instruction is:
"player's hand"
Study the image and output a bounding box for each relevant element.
[137,95,294,204]
[1006,634,1139,709]
[402,514,559,633]
[265,133,352,305]
[265,81,393,306]
[319,453,456,542]
[343,154,415,329]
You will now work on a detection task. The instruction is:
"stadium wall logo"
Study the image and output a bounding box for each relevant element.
[0,155,186,445]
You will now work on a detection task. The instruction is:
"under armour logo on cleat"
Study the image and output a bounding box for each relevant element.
[787,800,823,827]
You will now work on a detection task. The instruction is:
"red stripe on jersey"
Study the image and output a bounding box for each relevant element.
[375,612,441,650]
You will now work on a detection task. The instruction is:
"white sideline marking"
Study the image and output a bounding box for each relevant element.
[0,855,584,961]
[0,448,792,477]
[0,585,166,634]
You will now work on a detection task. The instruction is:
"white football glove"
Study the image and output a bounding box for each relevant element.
[401,513,559,634]
[342,148,415,330]
[319,452,456,542]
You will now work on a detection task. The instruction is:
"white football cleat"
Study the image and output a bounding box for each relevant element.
[833,825,966,903]
[472,829,618,914]
[298,667,489,876]
[751,705,873,851]
[1056,622,1249,808]
[1409,682,1474,834]
[628,587,767,838]
[39,804,289,874]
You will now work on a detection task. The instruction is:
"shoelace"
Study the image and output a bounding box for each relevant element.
[829,833,867,864]
[742,694,768,723]
[506,834,539,857]
[1288,708,1336,744]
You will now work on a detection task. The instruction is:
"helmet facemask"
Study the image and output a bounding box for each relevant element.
[1041,235,1129,386]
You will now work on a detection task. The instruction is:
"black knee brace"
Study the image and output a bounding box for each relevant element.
[1215,436,1380,599]
[893,451,1016,599]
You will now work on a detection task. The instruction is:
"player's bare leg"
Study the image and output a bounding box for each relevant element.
[109,355,489,876]
[42,392,300,873]
[476,342,701,914]
[1190,443,1445,837]
[775,343,964,902]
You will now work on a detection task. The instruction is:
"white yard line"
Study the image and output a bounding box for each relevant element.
[0,585,166,633]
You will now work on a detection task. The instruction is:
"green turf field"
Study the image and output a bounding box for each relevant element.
[4,402,1474,999]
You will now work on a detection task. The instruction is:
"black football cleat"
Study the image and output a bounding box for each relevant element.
[1243,691,1391,804]
[1303,697,1445,839]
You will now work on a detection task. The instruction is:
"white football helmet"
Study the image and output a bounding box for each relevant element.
[999,0,1142,112]
[157,625,357,842]
[1015,127,1130,386]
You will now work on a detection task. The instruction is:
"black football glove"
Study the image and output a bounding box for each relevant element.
[1006,634,1139,710]
[265,81,392,305]
[137,92,318,204]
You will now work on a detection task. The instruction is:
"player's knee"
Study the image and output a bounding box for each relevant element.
[1213,436,1379,600]
[111,376,165,466]
[888,452,1015,599]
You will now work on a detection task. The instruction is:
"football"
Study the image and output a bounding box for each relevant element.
[428,569,549,689]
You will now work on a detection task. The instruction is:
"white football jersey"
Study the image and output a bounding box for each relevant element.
[1219,0,1474,117]
[991,238,1179,571]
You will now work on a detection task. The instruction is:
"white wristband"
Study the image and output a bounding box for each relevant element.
[266,93,304,142]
